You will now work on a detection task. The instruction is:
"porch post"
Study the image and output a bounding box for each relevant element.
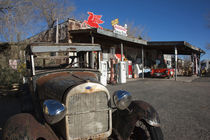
[30,54,35,76]
[56,18,59,44]
[91,35,94,44]
[142,46,144,79]
[195,54,198,75]
[121,42,123,61]
[90,35,95,69]
[191,53,194,75]
[198,54,201,76]
[86,52,89,68]
[175,46,177,81]
[97,51,100,69]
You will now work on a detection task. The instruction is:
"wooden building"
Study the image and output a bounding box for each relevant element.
[0,19,205,84]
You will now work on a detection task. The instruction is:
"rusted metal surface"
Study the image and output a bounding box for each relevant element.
[37,72,70,86]
[2,113,59,140]
[72,71,98,82]
[111,100,161,140]
[131,101,160,127]
[37,71,99,102]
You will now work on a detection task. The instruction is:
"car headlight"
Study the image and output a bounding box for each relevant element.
[43,99,66,124]
[113,90,132,110]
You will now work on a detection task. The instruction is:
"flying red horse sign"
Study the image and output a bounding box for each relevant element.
[82,12,104,29]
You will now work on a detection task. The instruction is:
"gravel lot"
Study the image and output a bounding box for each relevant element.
[0,77,210,140]
[107,77,210,140]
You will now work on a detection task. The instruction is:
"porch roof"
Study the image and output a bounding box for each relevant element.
[70,28,147,46]
[148,41,205,55]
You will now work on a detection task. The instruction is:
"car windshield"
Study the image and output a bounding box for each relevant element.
[33,51,92,70]
[157,63,167,69]
[201,63,206,67]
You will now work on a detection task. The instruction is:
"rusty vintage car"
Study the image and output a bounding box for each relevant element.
[3,43,163,140]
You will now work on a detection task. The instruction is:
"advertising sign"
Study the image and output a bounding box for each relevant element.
[113,24,128,36]
[9,59,19,70]
[111,18,119,26]
[82,12,104,29]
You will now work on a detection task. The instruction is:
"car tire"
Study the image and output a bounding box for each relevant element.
[130,120,164,140]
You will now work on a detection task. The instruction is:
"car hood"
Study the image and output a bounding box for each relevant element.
[36,71,99,101]
[152,68,167,72]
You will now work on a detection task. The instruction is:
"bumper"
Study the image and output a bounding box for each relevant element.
[151,73,168,77]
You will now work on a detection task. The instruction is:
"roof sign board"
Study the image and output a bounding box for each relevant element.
[113,24,128,36]
[111,18,119,26]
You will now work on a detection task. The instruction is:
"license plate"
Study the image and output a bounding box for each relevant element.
[155,73,161,76]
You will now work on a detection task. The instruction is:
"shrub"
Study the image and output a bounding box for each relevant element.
[0,64,26,88]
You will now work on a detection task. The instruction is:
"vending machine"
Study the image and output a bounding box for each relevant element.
[128,60,132,78]
[119,61,126,83]
[99,61,107,86]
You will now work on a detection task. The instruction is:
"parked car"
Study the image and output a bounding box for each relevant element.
[151,68,174,78]
[3,43,163,140]
[201,60,210,76]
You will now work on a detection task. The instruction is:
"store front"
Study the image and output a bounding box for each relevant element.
[24,17,205,85]
[69,28,147,84]
[148,41,205,79]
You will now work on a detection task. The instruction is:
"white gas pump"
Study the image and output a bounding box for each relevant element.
[119,61,126,83]
[99,61,107,86]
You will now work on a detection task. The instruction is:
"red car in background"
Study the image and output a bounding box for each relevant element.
[151,68,175,78]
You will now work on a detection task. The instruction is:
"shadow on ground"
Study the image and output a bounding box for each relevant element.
[0,90,21,139]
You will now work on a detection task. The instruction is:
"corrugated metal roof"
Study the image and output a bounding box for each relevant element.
[29,43,101,53]
[70,28,147,45]
[148,41,205,54]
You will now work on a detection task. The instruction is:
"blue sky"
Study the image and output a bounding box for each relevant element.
[72,0,210,60]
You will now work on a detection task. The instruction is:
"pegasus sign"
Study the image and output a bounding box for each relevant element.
[82,12,104,29]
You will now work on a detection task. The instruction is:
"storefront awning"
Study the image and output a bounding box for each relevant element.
[148,41,205,55]
[70,28,147,46]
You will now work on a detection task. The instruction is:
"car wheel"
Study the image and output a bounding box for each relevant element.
[130,120,164,140]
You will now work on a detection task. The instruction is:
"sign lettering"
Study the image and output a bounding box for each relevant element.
[113,24,127,36]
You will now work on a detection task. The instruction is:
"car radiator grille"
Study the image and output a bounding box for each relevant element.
[67,91,109,139]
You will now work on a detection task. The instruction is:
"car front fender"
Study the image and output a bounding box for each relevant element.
[130,100,161,127]
[111,100,161,139]
[3,113,59,140]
